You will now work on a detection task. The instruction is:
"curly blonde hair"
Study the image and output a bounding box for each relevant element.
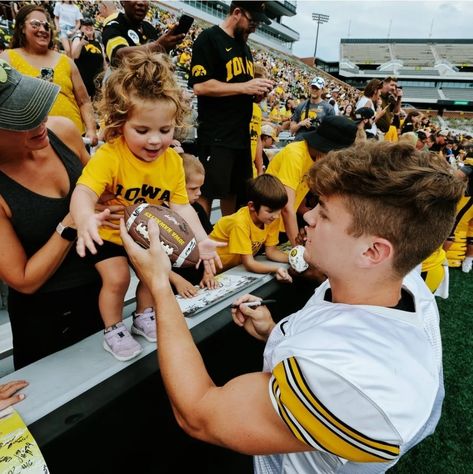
[96,50,189,142]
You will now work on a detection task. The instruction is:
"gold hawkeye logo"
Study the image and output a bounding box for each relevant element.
[191,65,207,77]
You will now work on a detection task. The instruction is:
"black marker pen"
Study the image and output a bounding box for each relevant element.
[231,299,277,309]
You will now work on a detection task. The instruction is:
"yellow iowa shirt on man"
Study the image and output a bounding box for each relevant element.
[78,137,188,245]
[210,206,281,271]
[7,50,84,133]
[266,140,313,231]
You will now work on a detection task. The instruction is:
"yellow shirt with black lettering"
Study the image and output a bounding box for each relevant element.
[210,207,281,271]
[78,137,188,245]
[266,140,313,231]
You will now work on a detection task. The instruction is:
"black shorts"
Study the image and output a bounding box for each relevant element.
[198,144,252,200]
[86,240,128,265]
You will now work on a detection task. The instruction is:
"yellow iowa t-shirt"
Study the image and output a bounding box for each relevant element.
[266,140,313,231]
[78,137,188,245]
[210,206,281,271]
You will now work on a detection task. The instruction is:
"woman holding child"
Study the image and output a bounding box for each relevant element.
[0,61,112,369]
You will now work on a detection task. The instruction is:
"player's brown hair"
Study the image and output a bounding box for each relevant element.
[247,174,288,212]
[308,141,465,276]
[96,49,189,142]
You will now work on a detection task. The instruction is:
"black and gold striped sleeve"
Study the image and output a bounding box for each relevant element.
[270,357,400,463]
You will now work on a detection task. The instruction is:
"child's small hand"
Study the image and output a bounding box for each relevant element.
[174,277,198,298]
[95,202,124,229]
[197,238,226,275]
[200,272,219,290]
[76,209,110,257]
[275,267,293,283]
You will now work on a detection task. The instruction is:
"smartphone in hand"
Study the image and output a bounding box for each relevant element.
[170,14,194,36]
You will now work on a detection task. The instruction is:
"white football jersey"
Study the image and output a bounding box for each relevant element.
[255,272,443,474]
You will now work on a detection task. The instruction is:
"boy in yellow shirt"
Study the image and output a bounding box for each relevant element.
[203,175,292,284]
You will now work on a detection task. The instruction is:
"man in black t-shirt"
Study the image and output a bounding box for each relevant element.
[189,1,274,217]
[71,18,105,99]
[101,1,185,65]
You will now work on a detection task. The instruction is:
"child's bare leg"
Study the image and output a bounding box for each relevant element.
[98,257,142,361]
[95,256,130,328]
[135,280,154,313]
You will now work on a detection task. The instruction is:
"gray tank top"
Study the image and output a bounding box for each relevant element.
[0,130,99,293]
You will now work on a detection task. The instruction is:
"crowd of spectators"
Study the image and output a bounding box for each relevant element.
[0,3,471,473]
[0,2,470,310]
[0,2,471,146]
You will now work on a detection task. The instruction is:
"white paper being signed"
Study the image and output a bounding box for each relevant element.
[177,274,262,317]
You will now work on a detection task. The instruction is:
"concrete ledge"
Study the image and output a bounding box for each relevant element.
[0,265,281,447]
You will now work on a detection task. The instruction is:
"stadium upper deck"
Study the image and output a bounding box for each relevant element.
[339,38,473,109]
[164,0,299,54]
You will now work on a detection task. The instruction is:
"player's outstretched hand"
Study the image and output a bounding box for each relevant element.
[120,218,171,289]
[0,380,28,411]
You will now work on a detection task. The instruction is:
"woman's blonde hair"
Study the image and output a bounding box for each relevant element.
[96,49,189,142]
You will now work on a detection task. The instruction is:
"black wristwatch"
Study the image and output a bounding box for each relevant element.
[56,222,77,242]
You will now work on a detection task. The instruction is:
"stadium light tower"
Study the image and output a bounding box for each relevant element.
[312,13,329,65]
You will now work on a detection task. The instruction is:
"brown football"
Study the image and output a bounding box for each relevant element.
[124,203,199,268]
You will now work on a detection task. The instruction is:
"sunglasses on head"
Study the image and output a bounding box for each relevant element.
[28,19,51,32]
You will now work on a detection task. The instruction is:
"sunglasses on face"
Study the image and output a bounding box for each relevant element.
[27,19,51,32]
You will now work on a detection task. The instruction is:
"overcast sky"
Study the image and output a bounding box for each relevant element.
[283,0,473,61]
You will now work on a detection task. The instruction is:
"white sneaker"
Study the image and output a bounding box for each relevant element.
[131,309,157,342]
[462,258,472,274]
[103,323,143,361]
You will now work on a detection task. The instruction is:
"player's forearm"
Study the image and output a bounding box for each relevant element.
[154,282,216,422]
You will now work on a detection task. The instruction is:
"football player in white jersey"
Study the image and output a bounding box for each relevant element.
[121,141,465,473]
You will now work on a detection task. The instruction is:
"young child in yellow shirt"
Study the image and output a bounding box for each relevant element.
[204,174,292,284]
[70,51,222,361]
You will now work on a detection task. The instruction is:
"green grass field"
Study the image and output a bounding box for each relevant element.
[392,268,473,473]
